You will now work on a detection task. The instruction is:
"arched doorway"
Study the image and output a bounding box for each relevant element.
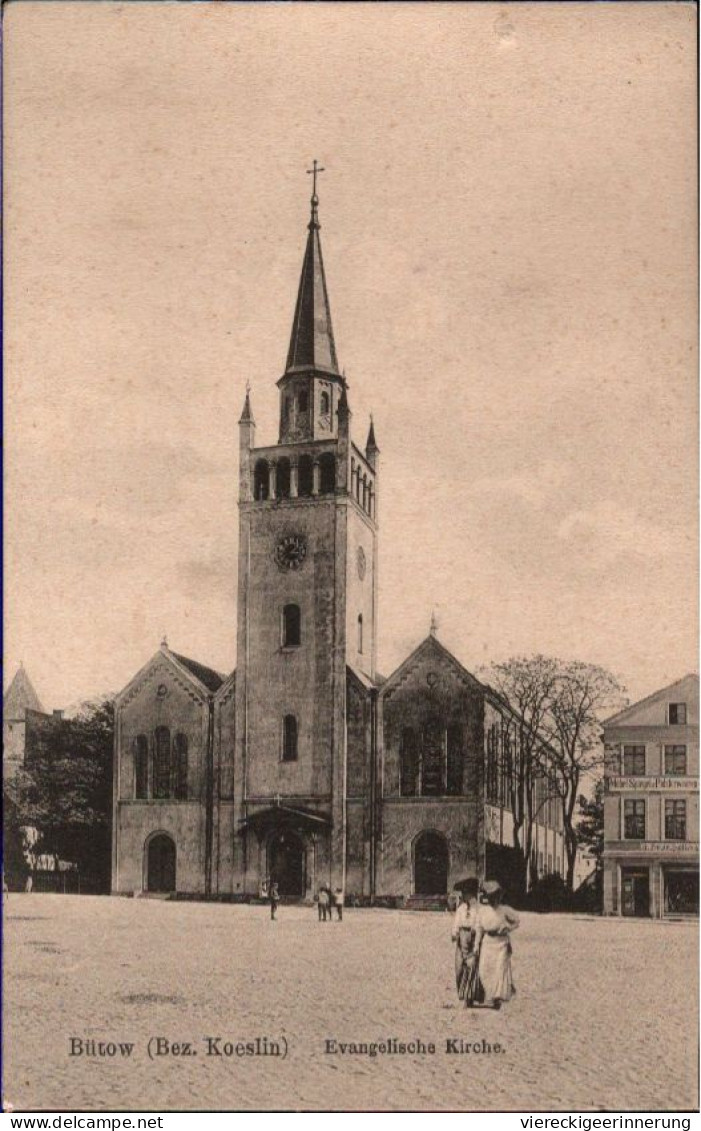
[414,831,449,895]
[146,833,176,893]
[268,830,305,898]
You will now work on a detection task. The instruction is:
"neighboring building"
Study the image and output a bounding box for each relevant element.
[111,188,565,901]
[3,665,64,782]
[602,673,699,917]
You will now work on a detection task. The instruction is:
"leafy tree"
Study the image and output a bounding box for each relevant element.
[14,698,114,890]
[576,778,605,875]
[2,786,30,887]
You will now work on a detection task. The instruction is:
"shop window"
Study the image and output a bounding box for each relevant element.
[665,799,686,841]
[282,715,298,762]
[664,745,687,776]
[665,870,699,915]
[282,604,301,648]
[623,798,645,840]
[623,745,646,776]
[669,703,687,725]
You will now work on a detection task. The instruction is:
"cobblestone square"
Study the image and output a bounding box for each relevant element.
[3,895,697,1112]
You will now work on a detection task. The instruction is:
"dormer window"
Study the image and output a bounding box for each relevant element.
[669,703,687,725]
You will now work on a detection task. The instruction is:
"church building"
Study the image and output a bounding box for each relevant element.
[111,181,563,902]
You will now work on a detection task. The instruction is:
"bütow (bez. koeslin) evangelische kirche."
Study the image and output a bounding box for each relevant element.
[112,173,565,902]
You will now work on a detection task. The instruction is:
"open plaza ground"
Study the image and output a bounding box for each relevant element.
[3,894,698,1112]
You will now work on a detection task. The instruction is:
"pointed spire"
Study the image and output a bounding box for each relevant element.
[366,415,379,453]
[285,166,339,377]
[239,381,254,424]
[430,610,438,637]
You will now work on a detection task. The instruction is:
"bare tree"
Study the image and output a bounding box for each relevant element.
[546,662,626,891]
[485,656,625,893]
[483,656,560,891]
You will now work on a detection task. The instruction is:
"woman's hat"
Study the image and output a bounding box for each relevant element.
[454,877,479,896]
[481,879,503,896]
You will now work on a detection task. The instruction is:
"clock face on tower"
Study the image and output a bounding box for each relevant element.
[275,533,307,571]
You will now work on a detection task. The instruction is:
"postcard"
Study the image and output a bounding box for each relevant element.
[3,1,698,1114]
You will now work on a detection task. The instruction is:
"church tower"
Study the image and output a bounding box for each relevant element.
[233,169,379,898]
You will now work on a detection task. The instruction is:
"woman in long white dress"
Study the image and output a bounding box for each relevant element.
[474,880,519,1009]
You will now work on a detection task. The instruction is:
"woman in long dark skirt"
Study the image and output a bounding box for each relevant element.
[451,878,481,1007]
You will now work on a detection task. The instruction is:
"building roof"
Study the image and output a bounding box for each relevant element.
[603,672,699,727]
[3,665,45,719]
[284,191,339,377]
[170,652,226,693]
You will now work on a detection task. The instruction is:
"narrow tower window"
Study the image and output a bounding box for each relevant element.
[298,389,308,414]
[254,459,269,501]
[319,452,336,494]
[357,614,364,654]
[282,603,301,647]
[320,390,330,416]
[298,455,314,497]
[282,715,298,762]
[277,458,291,500]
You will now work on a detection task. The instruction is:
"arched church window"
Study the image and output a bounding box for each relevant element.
[277,458,291,500]
[421,716,445,796]
[282,715,298,762]
[320,390,330,416]
[173,733,188,800]
[319,453,336,495]
[298,389,308,414]
[357,614,363,654]
[153,726,171,800]
[447,724,462,796]
[298,454,313,497]
[400,727,419,797]
[134,734,148,799]
[282,603,301,648]
[254,460,269,501]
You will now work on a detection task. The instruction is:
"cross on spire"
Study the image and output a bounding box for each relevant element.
[306,159,325,201]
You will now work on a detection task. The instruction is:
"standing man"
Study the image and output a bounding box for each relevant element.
[270,881,279,921]
[334,887,344,922]
[317,885,329,922]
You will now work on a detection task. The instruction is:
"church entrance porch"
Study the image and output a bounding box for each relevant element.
[145,833,176,893]
[268,830,306,898]
[413,830,449,895]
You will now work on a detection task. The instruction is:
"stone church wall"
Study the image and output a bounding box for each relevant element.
[113,658,212,894]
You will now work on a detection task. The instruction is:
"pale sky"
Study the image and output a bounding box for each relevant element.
[5,2,698,712]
